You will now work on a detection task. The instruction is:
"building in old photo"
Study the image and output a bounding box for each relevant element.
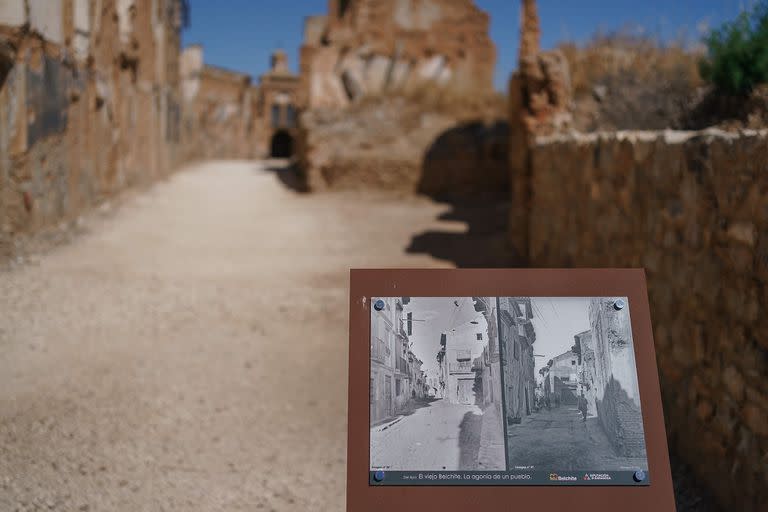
[573,329,597,416]
[299,0,495,109]
[498,297,537,422]
[369,297,425,426]
[444,335,477,405]
[546,349,579,406]
[588,298,646,458]
[370,297,398,425]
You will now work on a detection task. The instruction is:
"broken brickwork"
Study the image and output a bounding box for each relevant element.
[0,0,186,260]
[299,0,495,109]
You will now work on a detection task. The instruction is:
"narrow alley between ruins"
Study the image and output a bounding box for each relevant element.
[0,160,493,512]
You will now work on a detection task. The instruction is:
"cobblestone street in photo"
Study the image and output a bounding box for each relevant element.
[507,406,647,471]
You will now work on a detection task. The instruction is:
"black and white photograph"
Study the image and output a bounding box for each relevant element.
[369,296,649,478]
[369,297,506,471]
[499,297,649,473]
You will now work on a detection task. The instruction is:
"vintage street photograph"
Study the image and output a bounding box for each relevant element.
[498,297,649,472]
[369,297,506,471]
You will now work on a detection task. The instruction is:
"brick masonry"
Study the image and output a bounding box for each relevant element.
[512,129,768,511]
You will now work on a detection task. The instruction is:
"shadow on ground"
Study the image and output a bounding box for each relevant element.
[406,199,519,267]
[458,410,483,469]
[262,159,308,193]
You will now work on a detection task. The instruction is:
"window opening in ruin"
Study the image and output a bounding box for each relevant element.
[271,104,282,128]
[338,0,351,18]
[285,105,297,128]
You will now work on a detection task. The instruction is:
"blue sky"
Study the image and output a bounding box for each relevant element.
[181,0,749,91]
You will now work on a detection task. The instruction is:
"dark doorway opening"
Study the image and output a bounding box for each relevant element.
[270,130,293,158]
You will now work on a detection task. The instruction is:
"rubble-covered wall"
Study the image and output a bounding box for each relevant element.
[300,0,495,109]
[296,97,508,197]
[518,129,768,511]
[180,56,254,161]
[0,0,188,260]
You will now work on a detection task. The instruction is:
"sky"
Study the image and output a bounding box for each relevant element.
[529,297,590,374]
[406,297,488,375]
[181,0,749,91]
[403,296,593,375]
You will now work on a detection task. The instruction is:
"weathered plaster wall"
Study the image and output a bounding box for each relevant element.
[300,0,495,109]
[517,129,768,511]
[0,0,186,261]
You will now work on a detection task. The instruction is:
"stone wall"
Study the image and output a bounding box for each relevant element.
[300,0,495,109]
[589,297,646,458]
[296,97,508,198]
[515,129,768,511]
[180,50,254,162]
[295,1,505,198]
[0,0,186,261]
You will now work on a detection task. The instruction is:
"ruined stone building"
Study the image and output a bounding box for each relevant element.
[180,45,253,160]
[299,0,495,109]
[0,0,187,257]
[180,46,301,160]
[253,50,300,158]
[498,297,536,422]
[472,297,502,410]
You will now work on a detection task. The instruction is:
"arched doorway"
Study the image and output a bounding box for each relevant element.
[270,130,293,158]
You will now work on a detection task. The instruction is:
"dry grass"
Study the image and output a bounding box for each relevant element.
[557,31,706,130]
[559,32,704,97]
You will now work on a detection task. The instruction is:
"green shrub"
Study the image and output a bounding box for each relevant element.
[700,1,768,95]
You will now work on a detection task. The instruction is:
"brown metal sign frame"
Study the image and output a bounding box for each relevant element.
[347,268,675,511]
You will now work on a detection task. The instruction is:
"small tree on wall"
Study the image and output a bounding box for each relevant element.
[700,1,768,95]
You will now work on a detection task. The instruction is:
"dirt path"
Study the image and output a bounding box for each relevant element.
[0,160,482,511]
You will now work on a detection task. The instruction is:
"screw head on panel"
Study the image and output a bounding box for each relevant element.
[374,299,385,311]
[613,299,626,311]
[633,470,646,482]
[373,470,386,482]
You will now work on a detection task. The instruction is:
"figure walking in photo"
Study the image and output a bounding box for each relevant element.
[578,391,588,422]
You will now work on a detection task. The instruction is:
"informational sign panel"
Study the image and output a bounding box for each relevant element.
[347,269,675,511]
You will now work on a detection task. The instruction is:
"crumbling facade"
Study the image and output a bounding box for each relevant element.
[299,0,495,109]
[498,297,536,422]
[180,45,254,160]
[0,0,186,259]
[180,47,302,161]
[254,50,301,158]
